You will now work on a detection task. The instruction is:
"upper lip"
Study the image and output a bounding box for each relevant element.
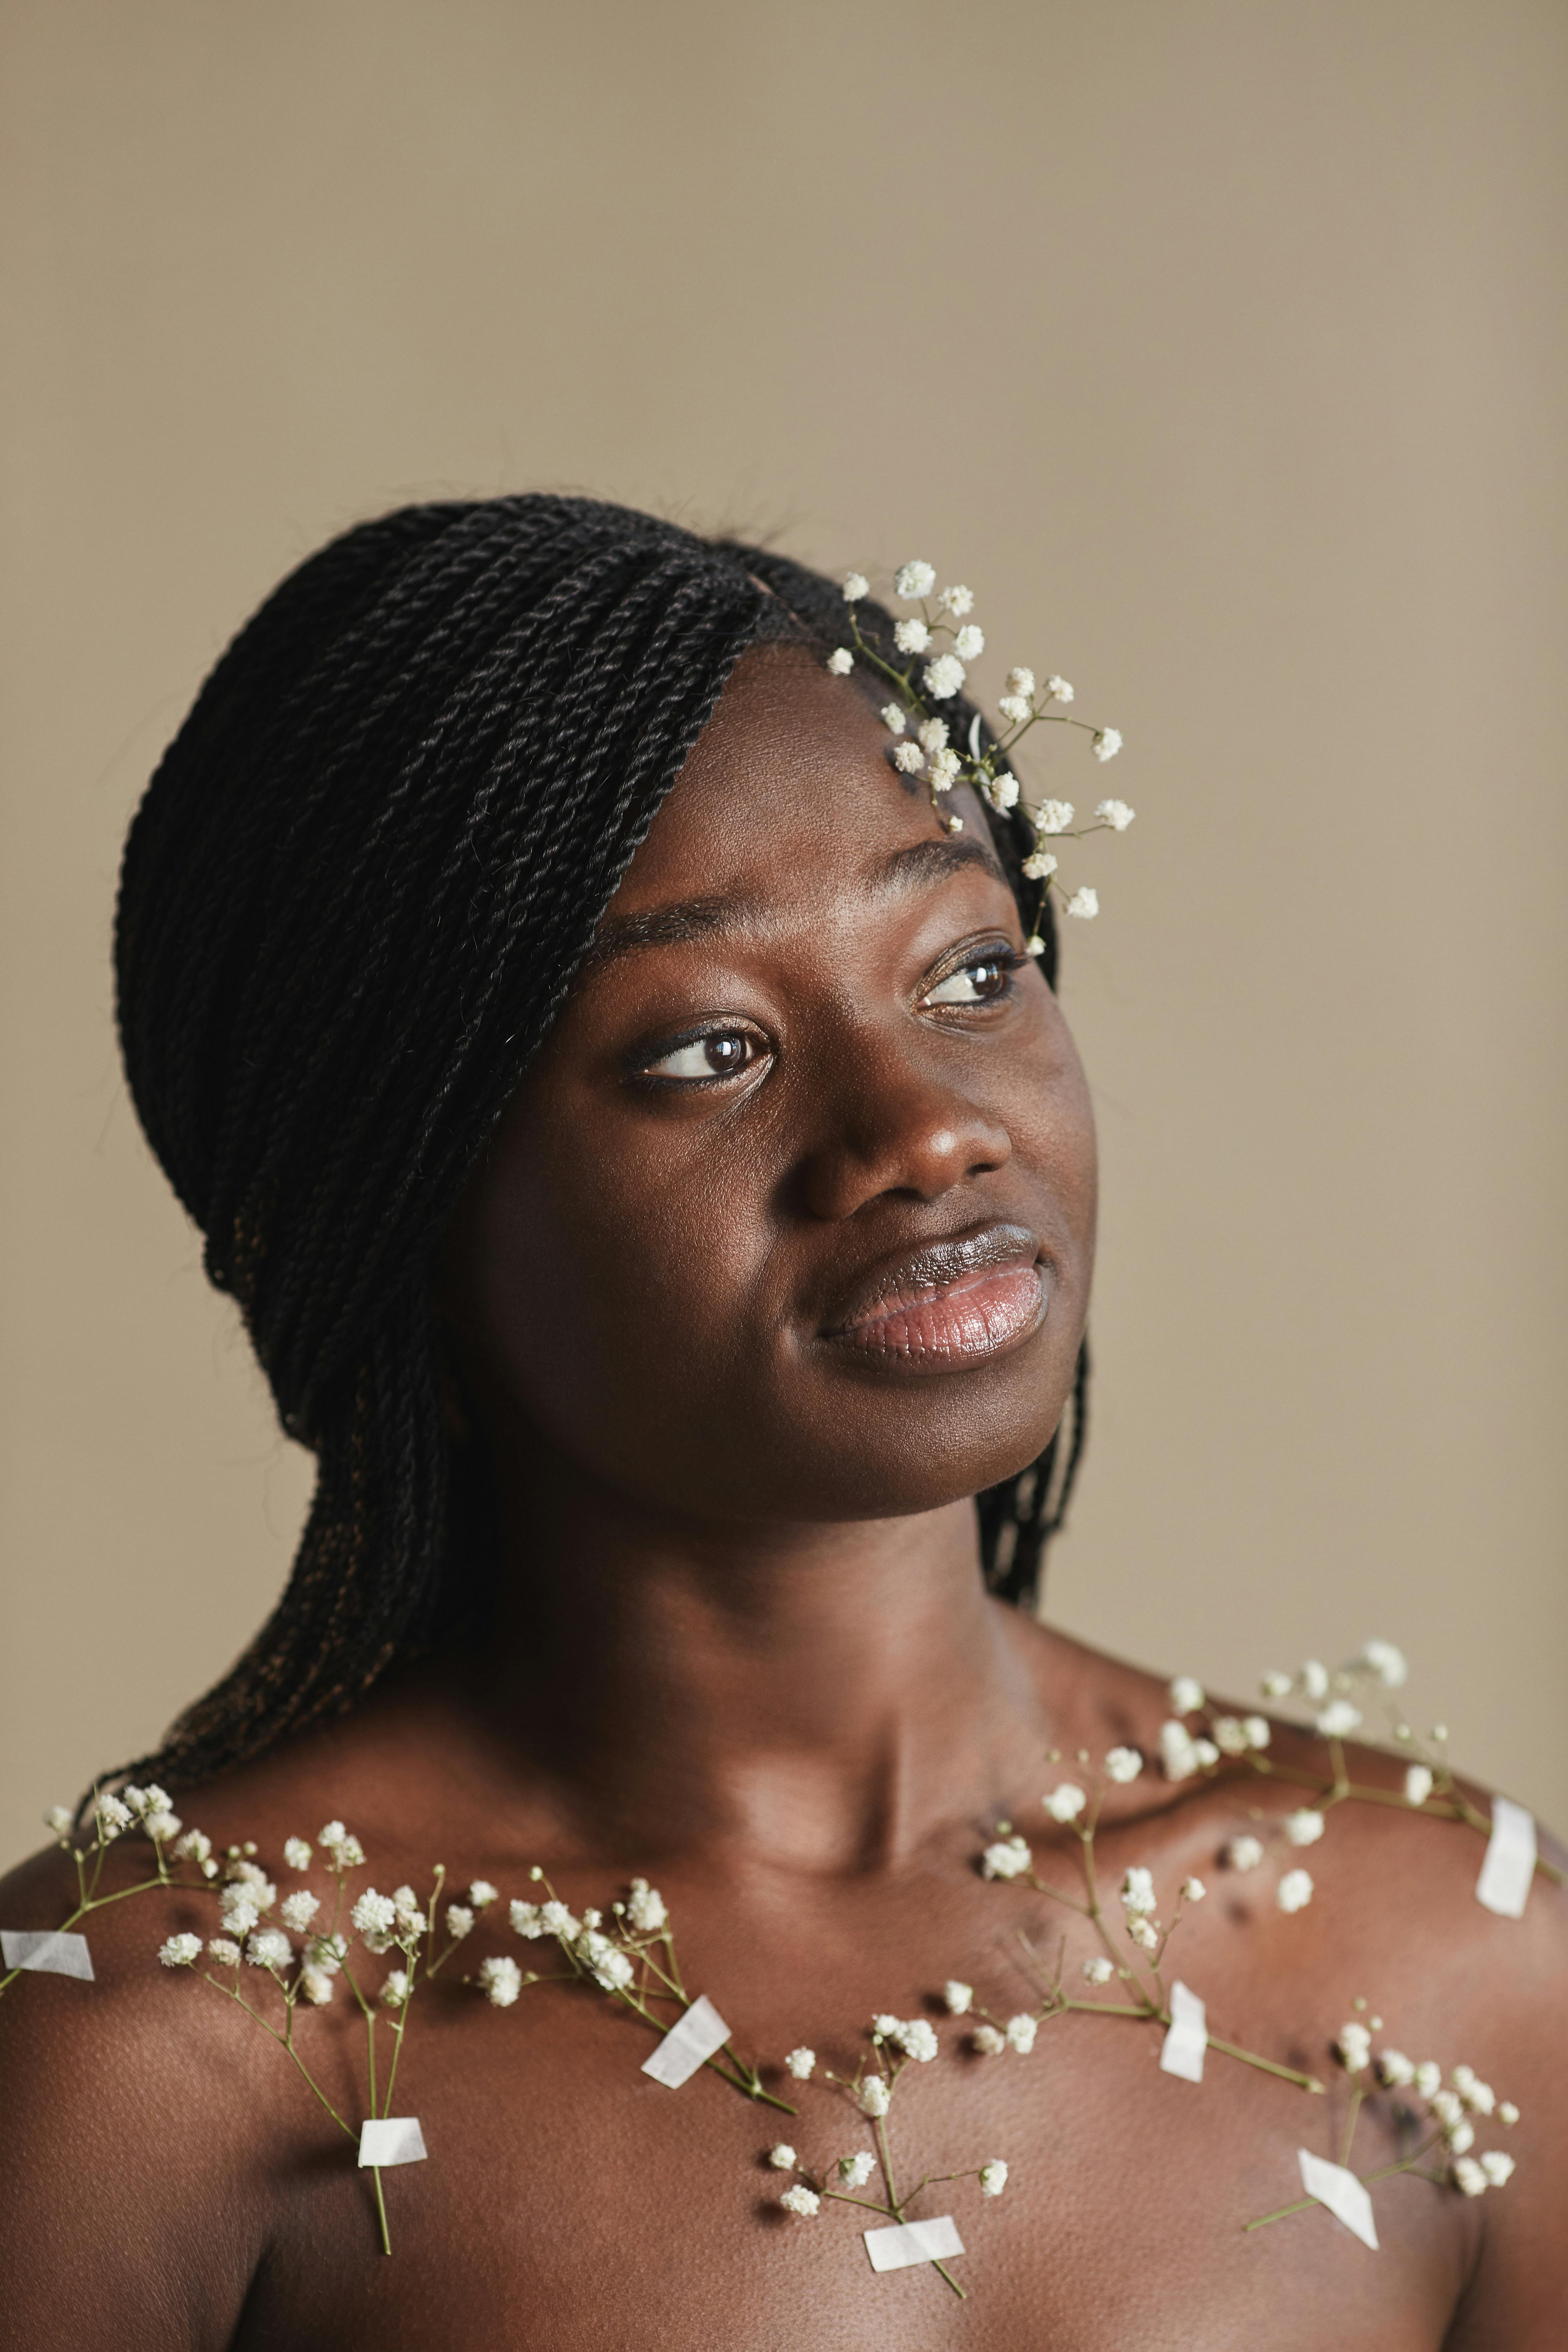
[819,1221,1043,1337]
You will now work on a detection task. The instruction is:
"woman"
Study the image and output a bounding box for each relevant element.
[2,496,1562,2346]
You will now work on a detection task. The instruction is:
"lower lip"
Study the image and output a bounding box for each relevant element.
[831,1261,1048,1372]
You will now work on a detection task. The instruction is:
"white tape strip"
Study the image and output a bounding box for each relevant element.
[1,1929,94,1980]
[1475,1795,1536,1920]
[641,1994,731,2088]
[863,2214,965,2273]
[1297,2149,1378,2249]
[358,2117,428,2168]
[1159,1979,1207,2082]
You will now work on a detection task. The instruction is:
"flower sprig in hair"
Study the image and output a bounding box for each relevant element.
[828,563,1132,948]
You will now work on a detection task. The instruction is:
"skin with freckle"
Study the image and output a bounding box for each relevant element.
[1,649,1565,2350]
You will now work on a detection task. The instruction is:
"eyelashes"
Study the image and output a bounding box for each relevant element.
[629,939,1025,1091]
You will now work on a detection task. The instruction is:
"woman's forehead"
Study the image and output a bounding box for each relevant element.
[605,645,1003,922]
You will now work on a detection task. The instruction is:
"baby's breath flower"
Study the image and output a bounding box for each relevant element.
[927,747,961,790]
[380,1969,410,2007]
[1128,1914,1158,1952]
[952,625,984,661]
[172,1828,211,1864]
[780,2183,820,2218]
[923,653,966,701]
[319,1820,365,1868]
[143,1809,182,1843]
[1336,2023,1372,2072]
[1169,1674,1204,1716]
[1006,666,1036,698]
[1091,728,1122,762]
[44,1804,74,1840]
[1404,1765,1434,1807]
[1359,1639,1408,1688]
[917,716,949,752]
[880,702,907,734]
[246,1927,293,1969]
[768,2143,797,2169]
[1005,2013,1038,2054]
[1452,2155,1487,2196]
[351,1889,397,1938]
[625,1872,667,1928]
[1447,2119,1476,2154]
[1283,1809,1325,1847]
[973,2024,1007,2055]
[1104,1745,1142,1783]
[158,1933,202,1968]
[855,2076,891,2117]
[826,648,854,676]
[893,617,930,655]
[1045,674,1072,702]
[1456,2069,1496,2116]
[280,1890,320,1934]
[979,2159,1009,2196]
[282,1837,312,1872]
[539,1900,580,1940]
[94,1793,132,1841]
[839,2151,875,2187]
[983,770,1020,813]
[1025,933,1046,955]
[1316,1700,1362,1738]
[479,1955,523,2008]
[445,1904,475,1941]
[1375,2048,1415,2086]
[511,1900,545,1938]
[784,2046,816,2079]
[466,1879,498,1909]
[1021,850,1058,883]
[894,560,936,600]
[892,2018,939,2063]
[841,571,869,602]
[391,1884,426,1936]
[1430,2087,1463,2127]
[1191,1736,1220,1768]
[1414,2061,1442,2100]
[1212,1717,1250,1756]
[299,1965,335,2006]
[1480,2151,1515,2187]
[1242,1715,1272,1749]
[1260,1670,1293,1701]
[871,2013,898,2043]
[981,1835,1032,1881]
[1095,798,1134,830]
[207,1937,241,1967]
[1499,2101,1520,2126]
[937,583,974,616]
[1182,1876,1207,1902]
[892,740,926,775]
[997,694,1032,726]
[1225,1835,1264,1872]
[1083,1955,1114,1985]
[1044,1783,1087,1824]
[943,1980,974,2015]
[1298,1660,1330,1703]
[1035,799,1074,836]
[1277,1869,1314,1914]
[1159,1721,1201,1782]
[218,1892,259,1937]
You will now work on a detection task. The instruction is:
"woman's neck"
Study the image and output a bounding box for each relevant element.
[471,1459,1058,1875]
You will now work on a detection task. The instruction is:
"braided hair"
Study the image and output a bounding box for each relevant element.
[114,495,1088,1792]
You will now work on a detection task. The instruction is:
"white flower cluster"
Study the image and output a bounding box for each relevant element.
[1336,2030,1519,2199]
[832,561,1129,917]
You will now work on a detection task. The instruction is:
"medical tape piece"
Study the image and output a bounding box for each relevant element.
[1297,2149,1378,2249]
[358,2117,428,2167]
[641,1993,732,2088]
[1159,1979,1207,2082]
[1475,1795,1536,1920]
[1,1928,94,1979]
[863,2214,965,2273]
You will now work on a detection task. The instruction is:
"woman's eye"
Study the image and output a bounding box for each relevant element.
[923,954,1017,1009]
[641,1029,762,1084]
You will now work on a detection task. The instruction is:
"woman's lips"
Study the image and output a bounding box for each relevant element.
[822,1226,1050,1373]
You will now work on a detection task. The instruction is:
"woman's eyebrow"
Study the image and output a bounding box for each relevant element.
[587,838,1006,968]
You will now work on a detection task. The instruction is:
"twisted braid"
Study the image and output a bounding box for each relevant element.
[113,496,1085,1791]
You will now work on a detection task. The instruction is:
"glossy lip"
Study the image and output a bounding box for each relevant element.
[819,1222,1050,1376]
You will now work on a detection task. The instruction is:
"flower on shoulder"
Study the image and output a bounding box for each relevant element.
[894,560,936,600]
[1283,1809,1325,1847]
[943,1980,974,2015]
[1091,728,1122,762]
[158,1933,202,1968]
[768,2143,796,2170]
[979,2160,1009,2197]
[1005,2014,1038,2054]
[1224,1836,1264,1873]
[1044,1783,1086,1824]
[839,2151,876,2187]
[282,1837,312,1871]
[826,648,854,676]
[380,1969,410,2008]
[780,2184,820,2218]
[981,1835,1032,1881]
[280,1890,320,1933]
[1104,1746,1141,1784]
[855,2076,891,2118]
[479,1955,523,2008]
[784,2046,816,2080]
[1276,1869,1314,1914]
[445,1904,475,1941]
[973,2024,1007,2055]
[1083,1956,1114,1985]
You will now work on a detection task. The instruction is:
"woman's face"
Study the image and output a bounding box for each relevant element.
[441,645,1098,1528]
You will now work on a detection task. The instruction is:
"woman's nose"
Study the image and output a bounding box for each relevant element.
[795,1036,1013,1222]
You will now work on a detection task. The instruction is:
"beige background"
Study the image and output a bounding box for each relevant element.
[3,0,1565,1866]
